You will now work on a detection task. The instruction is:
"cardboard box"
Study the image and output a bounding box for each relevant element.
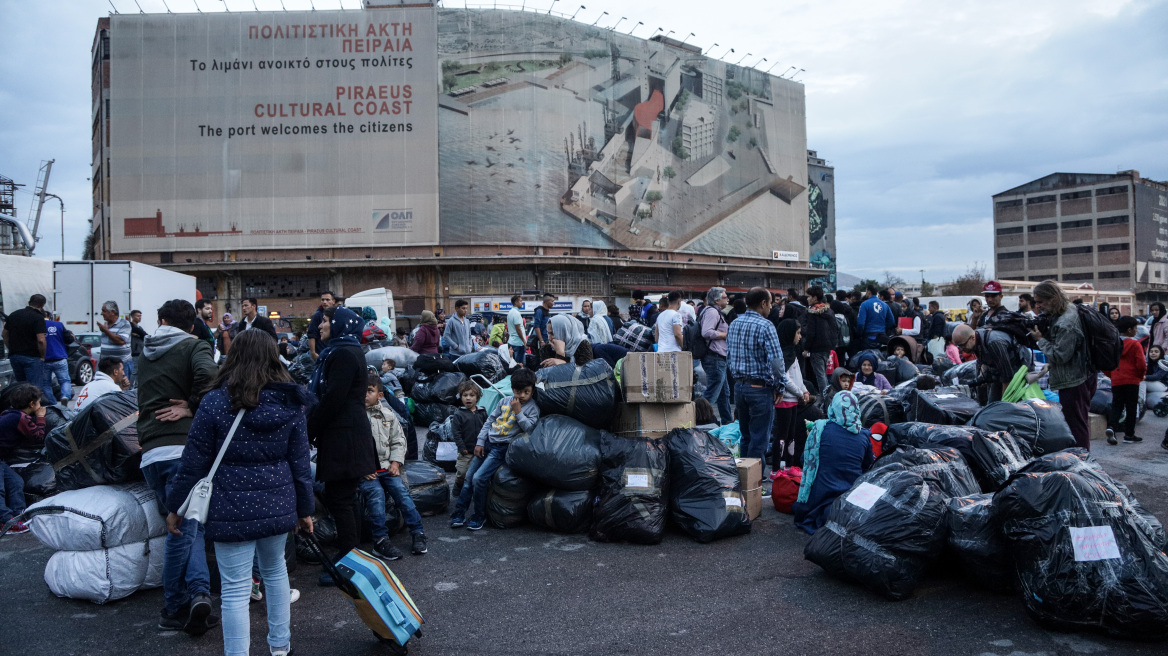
[615,402,695,439]
[622,351,694,403]
[1088,412,1107,441]
[735,457,763,520]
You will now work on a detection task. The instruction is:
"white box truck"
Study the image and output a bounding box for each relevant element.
[53,261,196,334]
[344,287,396,327]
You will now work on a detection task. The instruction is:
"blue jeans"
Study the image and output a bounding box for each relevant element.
[0,462,26,523]
[10,355,53,404]
[451,454,484,520]
[468,443,508,523]
[143,459,210,615]
[702,354,733,425]
[122,356,136,388]
[45,358,71,403]
[360,471,424,540]
[215,534,291,656]
[734,382,775,460]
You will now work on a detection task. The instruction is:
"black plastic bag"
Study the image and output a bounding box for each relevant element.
[404,461,450,516]
[590,434,669,545]
[665,428,752,543]
[931,356,956,376]
[908,387,980,425]
[412,402,457,427]
[882,422,988,463]
[534,359,617,430]
[411,371,467,405]
[878,357,919,386]
[857,393,906,428]
[946,494,1013,592]
[288,352,317,386]
[1019,449,1164,549]
[414,353,456,375]
[398,367,418,396]
[970,399,1076,456]
[43,406,68,433]
[506,415,605,491]
[887,379,919,407]
[969,430,1033,491]
[527,489,594,533]
[486,464,539,529]
[16,460,56,502]
[803,464,949,600]
[423,415,458,472]
[871,446,981,498]
[942,360,979,386]
[995,469,1168,639]
[454,350,507,384]
[44,390,142,492]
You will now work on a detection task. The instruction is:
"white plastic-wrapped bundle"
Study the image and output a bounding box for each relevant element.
[44,536,166,604]
[26,483,166,551]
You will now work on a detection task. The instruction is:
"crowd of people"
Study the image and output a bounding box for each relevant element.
[0,277,1163,654]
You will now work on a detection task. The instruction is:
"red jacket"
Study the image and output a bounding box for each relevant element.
[1107,338,1147,387]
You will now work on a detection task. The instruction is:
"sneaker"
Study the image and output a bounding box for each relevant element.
[1123,435,1144,443]
[1106,428,1118,445]
[288,589,300,604]
[450,515,466,529]
[185,594,217,636]
[411,533,428,555]
[7,521,29,534]
[466,519,485,531]
[250,578,263,602]
[271,646,293,656]
[374,537,403,561]
[158,604,190,631]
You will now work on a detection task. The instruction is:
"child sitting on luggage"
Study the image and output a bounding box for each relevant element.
[361,373,427,560]
[450,381,487,495]
[0,383,43,534]
[450,368,540,530]
[379,359,404,398]
[890,344,907,359]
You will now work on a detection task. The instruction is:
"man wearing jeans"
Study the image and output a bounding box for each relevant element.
[700,287,733,424]
[3,294,49,401]
[727,288,787,461]
[43,312,71,404]
[137,300,218,635]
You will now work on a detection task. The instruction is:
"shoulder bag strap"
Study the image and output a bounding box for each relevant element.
[206,409,247,481]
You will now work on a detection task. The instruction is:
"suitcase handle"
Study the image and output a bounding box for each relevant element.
[378,590,408,624]
[297,531,361,599]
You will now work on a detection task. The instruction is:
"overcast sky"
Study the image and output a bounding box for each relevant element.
[1,0,1165,283]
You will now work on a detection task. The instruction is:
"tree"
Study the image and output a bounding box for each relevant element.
[727,125,741,143]
[920,281,936,297]
[442,73,458,91]
[945,263,988,296]
[851,279,880,294]
[646,191,663,202]
[662,166,676,179]
[559,52,573,65]
[671,136,689,160]
[882,271,907,290]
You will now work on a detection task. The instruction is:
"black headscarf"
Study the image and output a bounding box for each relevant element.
[776,319,800,370]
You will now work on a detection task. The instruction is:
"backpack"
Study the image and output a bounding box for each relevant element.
[1076,305,1122,372]
[614,323,654,352]
[982,310,1031,343]
[834,314,851,348]
[685,306,714,359]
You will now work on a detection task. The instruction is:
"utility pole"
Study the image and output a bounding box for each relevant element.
[44,194,65,259]
[28,159,55,254]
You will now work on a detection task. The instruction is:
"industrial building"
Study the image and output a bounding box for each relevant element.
[992,171,1168,308]
[90,5,823,326]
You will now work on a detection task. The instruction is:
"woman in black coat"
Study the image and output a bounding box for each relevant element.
[307,306,379,579]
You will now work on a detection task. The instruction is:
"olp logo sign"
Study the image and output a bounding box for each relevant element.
[373,209,413,232]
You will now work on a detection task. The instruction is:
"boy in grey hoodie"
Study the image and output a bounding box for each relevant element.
[452,368,539,530]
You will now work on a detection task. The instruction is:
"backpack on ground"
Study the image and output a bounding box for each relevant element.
[684,306,713,359]
[1076,305,1122,372]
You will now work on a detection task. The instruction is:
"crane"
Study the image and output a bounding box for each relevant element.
[27,159,55,254]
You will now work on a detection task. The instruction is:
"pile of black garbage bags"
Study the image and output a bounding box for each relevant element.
[803,398,1168,640]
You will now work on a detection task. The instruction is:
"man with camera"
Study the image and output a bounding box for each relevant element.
[951,322,1032,403]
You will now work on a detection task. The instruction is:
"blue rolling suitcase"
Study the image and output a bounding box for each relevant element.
[301,532,424,653]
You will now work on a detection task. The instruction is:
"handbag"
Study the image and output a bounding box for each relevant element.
[177,409,247,525]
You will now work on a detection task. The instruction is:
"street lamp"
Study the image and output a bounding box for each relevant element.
[665,30,675,40]
[628,21,643,35]
[764,61,779,73]
[790,68,805,80]
[591,11,607,26]
[570,4,585,20]
[720,47,734,59]
[781,66,796,77]
[735,52,751,65]
[651,27,663,37]
[44,193,64,260]
[681,32,695,45]
[610,16,626,31]
[547,0,558,14]
[705,43,719,54]
[753,56,766,68]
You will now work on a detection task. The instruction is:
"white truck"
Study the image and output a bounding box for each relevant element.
[344,287,397,328]
[53,260,196,334]
[0,254,54,316]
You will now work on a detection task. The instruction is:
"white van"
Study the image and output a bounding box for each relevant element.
[344,288,397,328]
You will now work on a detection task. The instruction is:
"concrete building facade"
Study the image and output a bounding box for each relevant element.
[992,171,1168,308]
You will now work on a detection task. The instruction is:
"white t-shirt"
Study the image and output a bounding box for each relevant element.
[506,307,526,347]
[656,309,683,352]
[73,372,122,412]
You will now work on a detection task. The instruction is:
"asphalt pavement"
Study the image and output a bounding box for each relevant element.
[2,415,1166,656]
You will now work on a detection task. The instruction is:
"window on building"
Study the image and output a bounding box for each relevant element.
[1062,272,1094,281]
[1095,185,1128,196]
[1097,215,1129,226]
[997,251,1024,260]
[995,199,1023,209]
[1099,270,1130,280]
[1028,249,1057,257]
[1028,223,1058,232]
[996,226,1023,236]
[1061,219,1092,230]
[1097,243,1130,253]
[1060,190,1092,201]
[1027,195,1056,205]
[240,274,331,299]
[448,270,536,296]
[1062,246,1093,255]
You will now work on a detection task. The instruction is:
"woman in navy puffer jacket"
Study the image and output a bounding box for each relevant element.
[167,329,315,656]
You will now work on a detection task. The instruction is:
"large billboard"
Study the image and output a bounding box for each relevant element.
[108,8,439,252]
[436,10,809,259]
[1135,183,1168,289]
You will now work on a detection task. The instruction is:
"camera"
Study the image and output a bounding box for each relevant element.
[1023,313,1052,337]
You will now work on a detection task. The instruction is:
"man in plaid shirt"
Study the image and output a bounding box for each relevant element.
[727,287,787,460]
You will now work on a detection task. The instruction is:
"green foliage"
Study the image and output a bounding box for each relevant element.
[442,73,458,91]
[290,317,310,335]
[559,52,573,65]
[662,166,677,179]
[441,59,461,73]
[646,191,664,202]
[484,61,501,74]
[582,49,609,59]
[727,125,741,143]
[852,279,880,294]
[671,136,689,160]
[726,81,747,100]
[748,137,758,149]
[920,281,937,297]
[675,89,690,111]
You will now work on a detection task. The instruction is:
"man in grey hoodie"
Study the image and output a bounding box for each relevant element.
[137,299,219,636]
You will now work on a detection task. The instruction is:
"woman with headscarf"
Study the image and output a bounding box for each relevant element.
[606,303,623,334]
[1107,305,1121,325]
[307,306,380,582]
[854,352,892,393]
[588,300,614,345]
[410,310,441,354]
[772,319,810,471]
[217,312,235,356]
[791,391,874,534]
[1149,303,1168,351]
[540,314,594,367]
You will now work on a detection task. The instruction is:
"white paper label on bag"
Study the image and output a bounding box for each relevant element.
[626,473,650,489]
[935,394,958,399]
[435,442,458,461]
[1069,526,1122,562]
[724,496,743,508]
[846,482,887,510]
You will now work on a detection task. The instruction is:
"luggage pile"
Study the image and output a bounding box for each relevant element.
[42,390,143,491]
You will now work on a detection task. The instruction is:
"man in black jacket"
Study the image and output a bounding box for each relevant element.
[800,286,838,397]
[924,300,949,361]
[227,297,278,352]
[952,323,1030,403]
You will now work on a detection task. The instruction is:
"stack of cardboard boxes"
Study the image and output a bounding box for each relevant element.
[614,351,763,520]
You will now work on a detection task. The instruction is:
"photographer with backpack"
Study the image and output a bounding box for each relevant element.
[1029,281,1116,450]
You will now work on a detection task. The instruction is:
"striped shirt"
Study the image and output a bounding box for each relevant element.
[727,310,787,389]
